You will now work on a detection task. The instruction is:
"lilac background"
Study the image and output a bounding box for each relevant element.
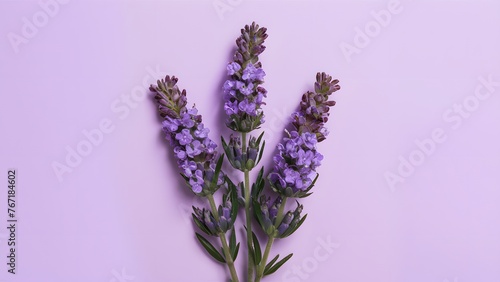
[1,0,500,281]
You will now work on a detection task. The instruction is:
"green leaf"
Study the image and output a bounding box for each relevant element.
[192,213,212,236]
[253,199,264,227]
[252,232,262,265]
[264,254,280,274]
[304,173,319,192]
[227,178,239,223]
[251,166,265,198]
[195,233,226,263]
[239,182,246,201]
[256,140,265,165]
[256,131,265,146]
[229,228,236,251]
[210,154,225,188]
[232,243,240,260]
[180,173,189,182]
[221,136,231,157]
[281,214,308,238]
[298,192,313,198]
[264,253,293,276]
[228,228,240,260]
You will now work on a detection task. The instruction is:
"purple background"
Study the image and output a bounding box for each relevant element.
[1,0,500,281]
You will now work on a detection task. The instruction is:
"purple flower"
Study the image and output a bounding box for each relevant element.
[227,62,241,75]
[162,118,179,132]
[194,124,209,139]
[223,80,235,93]
[224,100,239,116]
[204,138,217,154]
[268,131,322,196]
[186,140,202,158]
[242,62,266,81]
[181,113,195,128]
[283,168,300,185]
[234,81,245,91]
[296,149,314,167]
[175,129,193,145]
[239,82,254,96]
[302,132,317,149]
[174,146,186,160]
[238,99,256,115]
[189,169,204,193]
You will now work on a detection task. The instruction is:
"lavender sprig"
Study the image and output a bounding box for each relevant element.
[269,72,340,198]
[254,73,340,282]
[150,76,240,282]
[150,75,224,196]
[223,22,268,133]
[222,21,269,282]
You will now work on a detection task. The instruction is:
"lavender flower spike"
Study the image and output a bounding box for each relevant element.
[150,75,224,196]
[223,22,268,132]
[268,72,340,198]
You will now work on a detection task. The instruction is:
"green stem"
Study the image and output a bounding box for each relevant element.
[207,194,240,282]
[274,197,288,228]
[219,233,239,282]
[241,132,255,282]
[255,236,275,282]
[255,197,288,282]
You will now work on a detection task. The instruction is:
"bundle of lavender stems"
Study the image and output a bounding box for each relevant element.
[149,22,340,282]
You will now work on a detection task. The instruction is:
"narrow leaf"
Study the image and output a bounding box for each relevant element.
[264,254,280,274]
[256,131,265,146]
[229,228,236,252]
[232,243,240,260]
[253,199,264,227]
[192,213,212,236]
[252,232,262,265]
[264,253,293,276]
[251,166,265,198]
[281,214,308,238]
[195,233,226,263]
[230,180,239,223]
[304,173,319,192]
[256,140,266,165]
[210,154,225,187]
